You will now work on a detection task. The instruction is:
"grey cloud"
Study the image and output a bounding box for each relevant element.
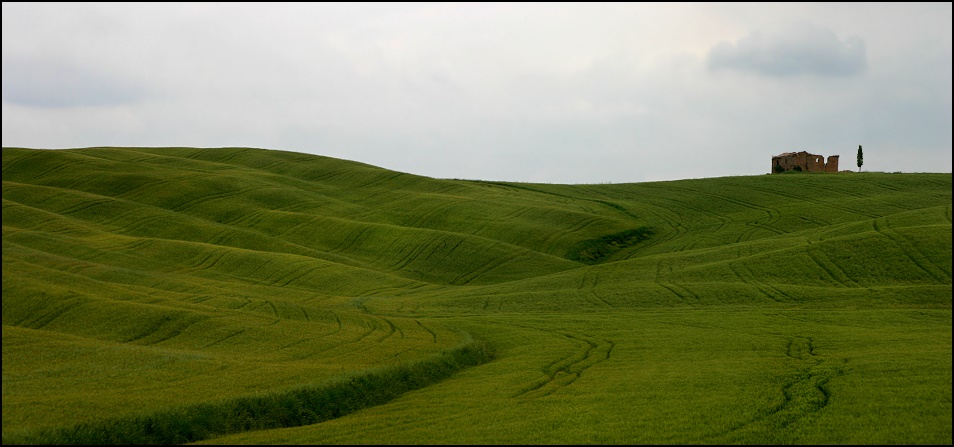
[707,23,866,77]
[2,54,144,107]
[2,4,948,182]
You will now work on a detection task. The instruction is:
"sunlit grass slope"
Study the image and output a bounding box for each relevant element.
[2,146,951,444]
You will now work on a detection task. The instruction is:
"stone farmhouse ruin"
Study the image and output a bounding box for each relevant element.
[772,151,839,174]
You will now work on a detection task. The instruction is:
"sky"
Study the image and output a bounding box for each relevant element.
[2,2,951,184]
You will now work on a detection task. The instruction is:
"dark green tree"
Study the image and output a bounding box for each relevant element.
[857,145,863,172]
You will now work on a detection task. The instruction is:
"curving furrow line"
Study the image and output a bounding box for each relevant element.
[804,250,852,288]
[264,300,280,319]
[257,258,312,287]
[206,147,252,165]
[641,185,733,230]
[98,206,162,229]
[273,312,362,355]
[513,330,615,399]
[12,298,85,330]
[421,238,466,272]
[746,266,793,303]
[404,200,465,230]
[498,205,536,222]
[657,282,699,305]
[80,147,173,165]
[223,208,273,228]
[623,202,688,258]
[380,317,404,341]
[735,183,878,220]
[547,214,603,249]
[389,236,437,272]
[1,200,62,231]
[206,227,245,248]
[250,158,290,174]
[115,214,174,235]
[274,264,330,289]
[177,248,231,274]
[801,180,870,199]
[727,261,783,303]
[272,216,323,239]
[355,171,406,191]
[122,313,207,346]
[873,218,951,283]
[737,209,784,242]
[797,215,831,228]
[448,243,514,285]
[664,196,730,235]
[578,268,613,308]
[711,336,842,443]
[764,337,836,426]
[332,225,376,254]
[57,198,116,217]
[201,328,248,348]
[111,177,171,200]
[415,320,438,343]
[312,315,384,353]
[18,155,86,181]
[654,260,700,304]
[170,185,264,213]
[352,314,394,344]
[1,152,39,176]
[266,299,314,322]
[672,186,785,240]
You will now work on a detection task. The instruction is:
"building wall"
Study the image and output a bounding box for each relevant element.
[825,155,839,172]
[772,151,840,174]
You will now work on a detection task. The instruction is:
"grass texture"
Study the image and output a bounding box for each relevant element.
[2,146,951,444]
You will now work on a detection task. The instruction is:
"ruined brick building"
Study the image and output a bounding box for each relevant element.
[772,151,839,173]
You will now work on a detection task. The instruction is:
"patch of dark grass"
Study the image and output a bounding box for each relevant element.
[566,227,655,264]
[2,340,494,445]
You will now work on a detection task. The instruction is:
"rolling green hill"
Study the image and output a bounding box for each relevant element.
[2,146,951,444]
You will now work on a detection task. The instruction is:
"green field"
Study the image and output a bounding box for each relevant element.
[2,146,950,444]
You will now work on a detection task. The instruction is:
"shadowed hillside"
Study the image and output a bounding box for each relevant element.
[3,147,950,445]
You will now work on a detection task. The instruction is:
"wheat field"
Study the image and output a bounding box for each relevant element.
[3,146,950,444]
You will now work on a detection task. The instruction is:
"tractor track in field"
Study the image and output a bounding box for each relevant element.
[654,260,701,304]
[415,320,438,343]
[57,197,115,217]
[104,211,168,233]
[110,177,171,200]
[449,244,511,285]
[14,298,84,330]
[15,154,84,180]
[727,261,786,303]
[168,185,263,213]
[622,202,688,258]
[279,315,394,358]
[201,328,248,348]
[805,249,860,288]
[578,268,614,308]
[873,217,951,283]
[512,327,615,399]
[711,335,844,443]
[273,215,324,239]
[122,313,207,345]
[689,189,785,241]
[733,182,880,221]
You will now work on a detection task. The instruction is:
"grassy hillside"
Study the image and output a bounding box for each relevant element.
[2,146,950,444]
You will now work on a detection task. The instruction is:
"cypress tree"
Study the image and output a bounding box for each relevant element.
[857,145,864,172]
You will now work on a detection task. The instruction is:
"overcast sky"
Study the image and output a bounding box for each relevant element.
[3,3,951,183]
